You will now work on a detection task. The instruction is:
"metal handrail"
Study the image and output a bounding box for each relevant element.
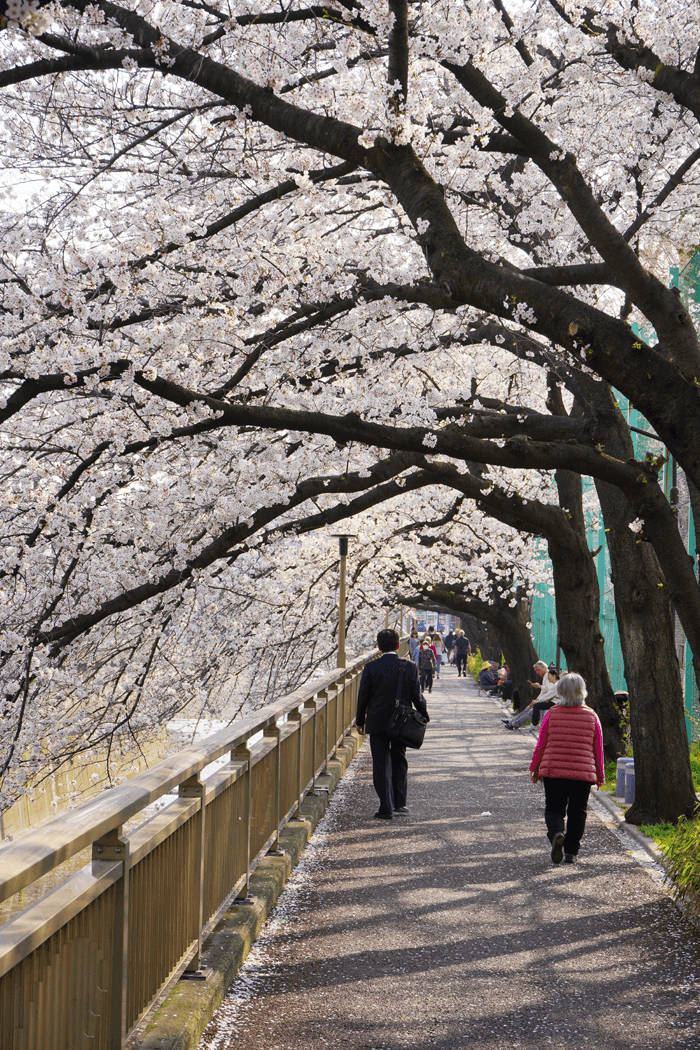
[0,656,370,903]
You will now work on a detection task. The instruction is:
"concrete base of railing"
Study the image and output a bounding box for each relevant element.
[129,728,364,1050]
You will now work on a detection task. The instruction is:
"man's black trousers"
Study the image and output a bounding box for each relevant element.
[542,777,592,856]
[531,699,555,726]
[369,732,408,815]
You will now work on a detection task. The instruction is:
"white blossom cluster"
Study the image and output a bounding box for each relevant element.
[2,0,52,34]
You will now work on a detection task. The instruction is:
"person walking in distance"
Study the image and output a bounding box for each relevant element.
[432,633,445,679]
[417,641,437,694]
[356,629,429,820]
[454,630,471,676]
[408,630,420,662]
[529,673,604,864]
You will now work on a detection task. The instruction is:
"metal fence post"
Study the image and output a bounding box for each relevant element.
[232,742,252,898]
[92,825,129,1050]
[179,774,206,973]
[263,724,281,850]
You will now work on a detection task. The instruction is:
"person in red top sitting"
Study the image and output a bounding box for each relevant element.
[529,672,605,865]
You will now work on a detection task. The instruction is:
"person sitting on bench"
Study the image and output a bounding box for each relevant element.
[502,662,559,729]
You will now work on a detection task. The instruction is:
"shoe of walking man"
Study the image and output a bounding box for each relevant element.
[356,628,429,819]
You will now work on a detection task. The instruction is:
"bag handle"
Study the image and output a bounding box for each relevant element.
[394,668,406,707]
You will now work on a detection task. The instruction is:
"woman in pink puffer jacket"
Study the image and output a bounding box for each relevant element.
[530,673,605,866]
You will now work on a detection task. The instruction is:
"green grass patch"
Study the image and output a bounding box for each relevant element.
[467,649,489,681]
[657,816,700,920]
[600,758,618,794]
[598,742,700,911]
[690,742,700,793]
[637,822,678,850]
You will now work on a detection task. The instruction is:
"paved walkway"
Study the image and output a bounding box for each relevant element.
[198,666,700,1050]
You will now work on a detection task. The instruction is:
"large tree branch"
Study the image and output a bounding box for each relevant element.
[68,0,370,164]
[131,369,659,494]
[387,0,409,101]
[518,263,615,288]
[415,458,564,538]
[603,26,700,125]
[130,160,357,271]
[0,49,156,87]
[268,466,432,539]
[490,0,534,68]
[38,451,420,652]
[351,143,700,486]
[0,361,131,426]
[542,0,700,124]
[622,146,700,244]
[441,58,700,370]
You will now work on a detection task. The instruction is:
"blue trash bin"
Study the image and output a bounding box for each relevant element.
[624,761,635,805]
[616,757,633,798]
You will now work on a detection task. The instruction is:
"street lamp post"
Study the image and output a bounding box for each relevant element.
[332,534,355,668]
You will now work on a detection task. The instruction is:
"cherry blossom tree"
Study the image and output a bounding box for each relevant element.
[1,0,700,821]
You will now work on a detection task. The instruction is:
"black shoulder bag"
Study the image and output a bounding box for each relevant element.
[386,669,427,749]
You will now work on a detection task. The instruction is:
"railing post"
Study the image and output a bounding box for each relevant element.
[334,675,348,752]
[232,742,252,897]
[288,707,303,817]
[92,825,129,1050]
[263,724,281,850]
[341,672,350,734]
[349,670,358,731]
[325,686,331,760]
[347,669,358,733]
[179,774,206,972]
[304,696,318,790]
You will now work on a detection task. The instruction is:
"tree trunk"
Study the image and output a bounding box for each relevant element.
[547,467,624,760]
[575,383,697,823]
[489,611,537,710]
[599,480,696,822]
[459,613,501,663]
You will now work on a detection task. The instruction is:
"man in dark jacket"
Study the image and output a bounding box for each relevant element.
[356,628,429,820]
[454,630,471,676]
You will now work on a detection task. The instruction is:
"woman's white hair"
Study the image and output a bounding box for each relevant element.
[557,672,587,707]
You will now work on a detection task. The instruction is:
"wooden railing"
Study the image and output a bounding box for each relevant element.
[0,642,403,1049]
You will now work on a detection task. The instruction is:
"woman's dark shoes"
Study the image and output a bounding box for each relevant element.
[551,832,565,864]
[373,811,392,820]
[564,853,577,864]
[395,806,409,814]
